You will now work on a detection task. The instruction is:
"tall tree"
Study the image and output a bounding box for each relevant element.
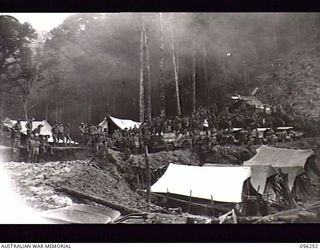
[0,15,36,120]
[139,17,145,122]
[191,32,197,113]
[18,45,41,120]
[159,13,166,117]
[170,19,182,117]
[143,23,152,122]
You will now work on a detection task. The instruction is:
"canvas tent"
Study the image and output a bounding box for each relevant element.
[203,163,297,213]
[3,118,77,144]
[99,115,140,134]
[242,96,265,109]
[230,95,265,110]
[203,163,278,195]
[243,145,317,199]
[151,163,251,203]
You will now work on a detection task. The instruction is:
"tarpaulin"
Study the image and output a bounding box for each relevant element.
[243,145,314,168]
[151,163,251,203]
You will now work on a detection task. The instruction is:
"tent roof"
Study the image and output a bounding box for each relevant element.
[100,115,140,130]
[243,145,314,169]
[242,96,264,108]
[203,163,277,195]
[151,163,251,203]
[230,95,264,108]
[4,118,52,136]
[276,126,294,130]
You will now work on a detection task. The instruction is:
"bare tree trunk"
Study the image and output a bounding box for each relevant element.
[203,46,210,106]
[243,60,248,89]
[55,104,59,123]
[22,97,28,121]
[171,22,182,117]
[112,93,116,115]
[0,93,3,121]
[144,25,152,122]
[139,17,145,123]
[45,102,48,121]
[88,98,91,124]
[272,18,279,55]
[192,33,197,113]
[159,13,166,117]
[59,105,62,123]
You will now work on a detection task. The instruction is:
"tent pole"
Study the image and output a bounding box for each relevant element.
[136,174,141,190]
[211,195,215,216]
[145,145,151,212]
[188,190,192,213]
[166,188,169,209]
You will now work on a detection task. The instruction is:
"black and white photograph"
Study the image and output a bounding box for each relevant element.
[1,12,320,226]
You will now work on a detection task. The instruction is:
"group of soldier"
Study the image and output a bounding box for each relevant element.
[51,123,72,146]
[78,101,293,155]
[3,118,52,162]
[78,123,109,159]
[0,117,78,162]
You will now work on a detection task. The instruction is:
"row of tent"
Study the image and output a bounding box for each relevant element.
[151,145,320,215]
[2,117,77,144]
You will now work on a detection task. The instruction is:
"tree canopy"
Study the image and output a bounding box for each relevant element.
[1,13,320,134]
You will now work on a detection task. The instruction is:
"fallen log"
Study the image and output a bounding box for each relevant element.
[253,201,320,224]
[253,208,301,224]
[57,186,143,215]
[296,211,318,223]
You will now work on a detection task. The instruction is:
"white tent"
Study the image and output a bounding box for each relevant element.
[3,118,77,144]
[99,115,140,131]
[151,163,252,203]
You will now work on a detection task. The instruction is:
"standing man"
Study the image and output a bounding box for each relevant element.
[32,135,40,163]
[25,118,34,135]
[51,124,57,145]
[57,123,65,145]
[64,123,72,146]
[13,120,22,134]
[32,124,43,136]
[12,120,22,161]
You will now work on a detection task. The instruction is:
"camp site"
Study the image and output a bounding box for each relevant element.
[2,13,320,225]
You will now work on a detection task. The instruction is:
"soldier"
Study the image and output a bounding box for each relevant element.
[13,120,22,134]
[39,135,46,162]
[32,135,40,163]
[32,124,43,136]
[51,124,59,145]
[132,124,139,134]
[57,123,65,144]
[12,126,22,161]
[203,118,209,135]
[43,135,54,156]
[155,116,162,136]
[25,118,34,135]
[27,133,34,162]
[64,123,72,146]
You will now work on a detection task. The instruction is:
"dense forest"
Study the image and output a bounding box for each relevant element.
[1,13,320,136]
